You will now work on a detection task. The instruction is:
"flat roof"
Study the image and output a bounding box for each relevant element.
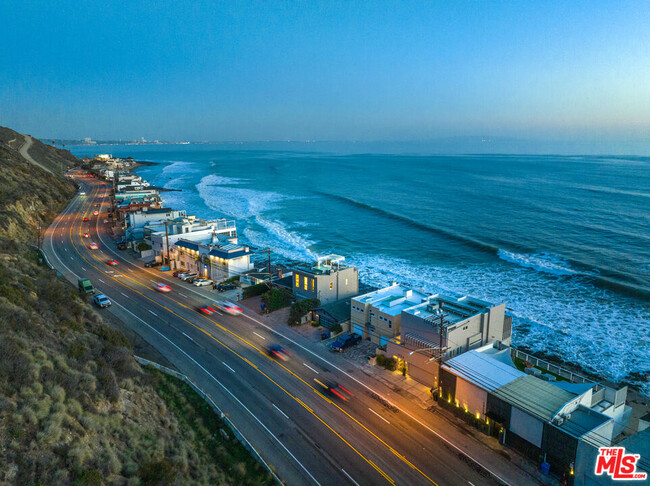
[492,376,576,422]
[559,406,611,439]
[444,350,525,391]
[355,284,428,316]
[404,293,495,326]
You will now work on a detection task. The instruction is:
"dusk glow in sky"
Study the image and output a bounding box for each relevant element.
[1,0,649,144]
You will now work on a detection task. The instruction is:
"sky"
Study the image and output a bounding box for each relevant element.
[0,1,649,147]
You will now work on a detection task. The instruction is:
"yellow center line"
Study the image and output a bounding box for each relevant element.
[70,178,435,485]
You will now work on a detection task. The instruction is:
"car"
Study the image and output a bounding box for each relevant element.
[181,273,197,281]
[93,211,99,216]
[93,294,111,308]
[194,279,214,287]
[314,379,354,401]
[89,243,99,250]
[216,282,237,292]
[214,301,242,316]
[154,283,171,292]
[82,217,89,222]
[79,191,86,195]
[144,260,162,268]
[198,305,218,315]
[82,232,90,238]
[329,333,362,352]
[268,345,290,362]
[107,259,119,266]
[173,271,182,277]
[186,276,197,284]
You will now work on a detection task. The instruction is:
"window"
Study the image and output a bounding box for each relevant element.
[345,278,348,285]
[388,321,392,328]
[311,279,314,292]
[304,277,308,290]
[329,282,333,290]
[295,274,300,287]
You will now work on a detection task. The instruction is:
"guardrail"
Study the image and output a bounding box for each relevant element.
[134,355,283,485]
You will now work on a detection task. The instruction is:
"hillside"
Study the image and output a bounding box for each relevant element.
[0,127,272,485]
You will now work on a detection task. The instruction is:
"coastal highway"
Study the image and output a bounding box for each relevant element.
[44,172,536,486]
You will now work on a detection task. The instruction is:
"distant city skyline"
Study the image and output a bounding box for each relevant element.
[1,1,649,151]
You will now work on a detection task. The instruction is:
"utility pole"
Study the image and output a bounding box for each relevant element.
[266,248,272,289]
[164,220,170,266]
[438,304,447,365]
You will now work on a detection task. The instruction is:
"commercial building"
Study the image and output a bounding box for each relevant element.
[292,255,358,305]
[351,284,428,345]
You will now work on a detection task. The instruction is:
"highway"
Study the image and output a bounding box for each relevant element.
[43,171,532,486]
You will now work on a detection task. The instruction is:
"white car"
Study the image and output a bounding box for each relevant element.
[93,294,111,308]
[154,283,172,293]
[194,279,214,287]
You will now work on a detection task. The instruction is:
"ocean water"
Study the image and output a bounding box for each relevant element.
[70,144,650,393]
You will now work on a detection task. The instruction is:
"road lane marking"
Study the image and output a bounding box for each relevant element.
[341,469,361,486]
[98,278,105,283]
[81,266,86,271]
[303,362,319,374]
[253,332,266,340]
[368,408,390,424]
[120,292,129,298]
[148,310,157,316]
[64,248,68,252]
[70,257,74,260]
[182,332,194,341]
[178,292,188,297]
[272,403,289,419]
[222,362,235,373]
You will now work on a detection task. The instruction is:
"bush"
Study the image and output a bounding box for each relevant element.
[287,298,320,326]
[330,323,343,334]
[137,242,151,252]
[261,288,292,312]
[375,354,386,367]
[138,459,179,485]
[75,468,103,486]
[384,357,397,371]
[242,283,267,299]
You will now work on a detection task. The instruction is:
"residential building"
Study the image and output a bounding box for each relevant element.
[386,294,511,387]
[292,255,358,305]
[149,217,237,262]
[115,188,160,202]
[351,284,428,345]
[437,343,633,483]
[174,239,253,281]
[240,264,291,286]
[125,208,187,240]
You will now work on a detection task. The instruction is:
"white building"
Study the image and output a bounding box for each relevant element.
[126,208,187,241]
[174,239,253,281]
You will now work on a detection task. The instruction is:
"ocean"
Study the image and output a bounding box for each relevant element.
[70,143,650,393]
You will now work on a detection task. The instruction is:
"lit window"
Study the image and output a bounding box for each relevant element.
[345,278,348,285]
[311,279,314,292]
[295,274,300,287]
[329,282,333,290]
[304,278,308,290]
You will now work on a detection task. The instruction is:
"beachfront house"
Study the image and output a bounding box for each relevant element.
[173,239,253,281]
[351,284,428,345]
[292,255,359,305]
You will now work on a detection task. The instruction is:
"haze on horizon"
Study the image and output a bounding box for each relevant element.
[1,1,649,152]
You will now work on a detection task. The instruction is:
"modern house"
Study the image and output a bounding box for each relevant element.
[386,293,511,387]
[351,284,428,345]
[173,239,253,281]
[438,343,633,483]
[125,208,187,241]
[114,188,160,202]
[292,255,358,305]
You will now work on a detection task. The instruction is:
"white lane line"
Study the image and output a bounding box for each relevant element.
[148,310,157,316]
[98,278,105,283]
[468,482,475,486]
[70,257,74,260]
[253,332,266,340]
[182,332,194,341]
[222,362,236,373]
[272,403,289,420]
[178,292,188,298]
[120,292,129,298]
[341,469,361,486]
[368,407,390,424]
[128,268,134,272]
[81,266,87,271]
[303,362,319,374]
[64,248,68,252]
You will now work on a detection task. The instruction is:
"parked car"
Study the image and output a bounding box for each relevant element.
[194,279,214,287]
[181,273,197,281]
[93,294,111,308]
[329,333,362,352]
[214,301,242,316]
[215,282,237,292]
[144,260,162,268]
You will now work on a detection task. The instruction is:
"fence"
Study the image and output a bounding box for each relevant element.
[134,356,283,485]
[510,348,593,384]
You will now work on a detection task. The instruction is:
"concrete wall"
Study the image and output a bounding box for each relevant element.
[455,377,488,417]
[294,266,358,305]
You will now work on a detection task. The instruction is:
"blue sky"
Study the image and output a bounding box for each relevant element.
[0,1,648,145]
